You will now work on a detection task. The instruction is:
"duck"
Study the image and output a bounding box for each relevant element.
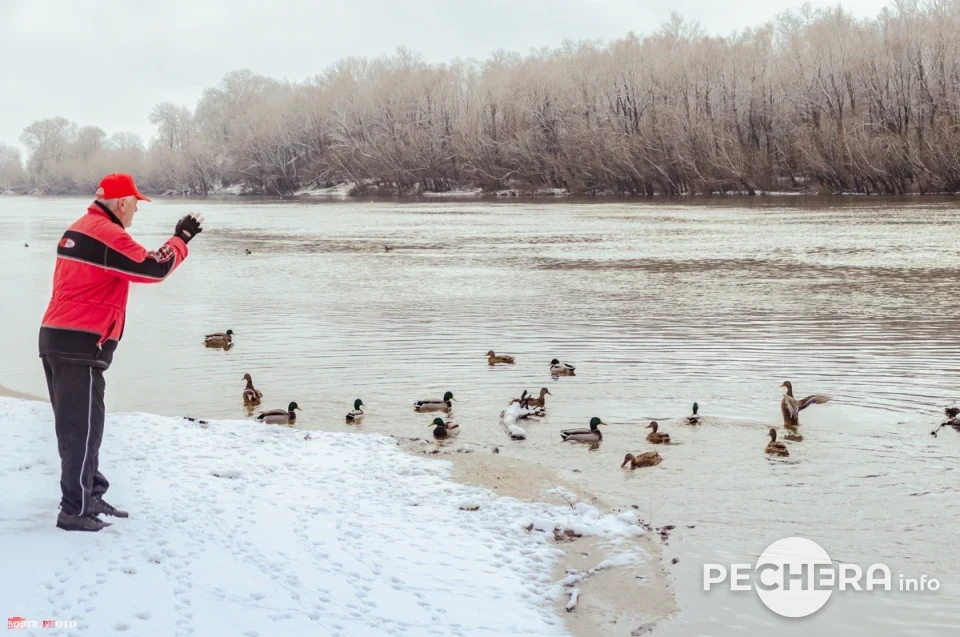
[487,350,516,365]
[430,417,460,438]
[560,417,606,442]
[621,451,662,468]
[256,401,301,425]
[511,387,552,409]
[384,245,394,252]
[686,402,702,425]
[780,381,831,428]
[205,330,234,347]
[242,373,263,406]
[933,406,960,435]
[245,249,252,255]
[549,359,576,376]
[345,399,365,422]
[645,421,671,444]
[765,428,789,457]
[414,391,456,411]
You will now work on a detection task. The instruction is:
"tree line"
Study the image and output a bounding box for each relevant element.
[4,1,960,197]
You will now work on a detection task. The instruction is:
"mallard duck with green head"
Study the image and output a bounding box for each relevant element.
[346,399,365,422]
[549,359,576,376]
[431,417,460,438]
[621,451,662,468]
[561,417,606,442]
[686,402,702,425]
[242,373,263,406]
[414,391,456,411]
[205,329,234,347]
[256,401,301,425]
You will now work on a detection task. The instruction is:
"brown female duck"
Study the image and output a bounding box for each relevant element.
[765,428,789,456]
[780,381,830,428]
[487,350,516,365]
[645,421,671,444]
[242,373,263,406]
[621,452,662,468]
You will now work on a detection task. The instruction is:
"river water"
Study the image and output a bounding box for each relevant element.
[2,195,958,636]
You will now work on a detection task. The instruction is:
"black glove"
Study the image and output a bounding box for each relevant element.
[175,213,204,243]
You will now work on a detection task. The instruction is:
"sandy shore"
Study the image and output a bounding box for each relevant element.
[0,383,44,401]
[402,440,678,637]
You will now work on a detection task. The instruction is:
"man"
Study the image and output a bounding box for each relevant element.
[38,173,203,532]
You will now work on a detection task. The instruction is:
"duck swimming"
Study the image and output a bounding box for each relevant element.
[205,330,234,347]
[345,399,365,422]
[646,421,671,444]
[430,417,460,438]
[765,428,789,456]
[549,359,576,376]
[932,406,960,436]
[511,387,552,409]
[256,401,300,425]
[780,381,831,428]
[242,373,263,406]
[486,350,516,365]
[561,417,606,442]
[414,391,456,411]
[686,402,702,425]
[621,451,662,468]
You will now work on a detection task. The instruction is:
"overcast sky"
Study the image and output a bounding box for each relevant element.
[1,0,889,153]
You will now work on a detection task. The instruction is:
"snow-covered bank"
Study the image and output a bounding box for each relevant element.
[0,398,649,636]
[294,182,357,197]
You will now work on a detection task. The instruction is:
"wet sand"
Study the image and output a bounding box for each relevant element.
[0,383,44,401]
[402,439,678,637]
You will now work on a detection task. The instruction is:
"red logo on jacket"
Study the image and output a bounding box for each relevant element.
[58,238,76,249]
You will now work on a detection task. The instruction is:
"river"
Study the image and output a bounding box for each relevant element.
[2,194,958,636]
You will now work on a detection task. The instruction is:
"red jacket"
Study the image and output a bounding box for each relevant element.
[39,201,189,368]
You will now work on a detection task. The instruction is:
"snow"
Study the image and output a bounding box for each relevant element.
[0,397,647,636]
[215,183,246,196]
[500,403,540,440]
[294,182,356,197]
[495,188,569,197]
[421,188,484,198]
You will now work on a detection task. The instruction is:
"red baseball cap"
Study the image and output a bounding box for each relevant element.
[96,173,151,202]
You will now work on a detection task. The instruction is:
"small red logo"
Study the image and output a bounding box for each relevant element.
[59,238,76,249]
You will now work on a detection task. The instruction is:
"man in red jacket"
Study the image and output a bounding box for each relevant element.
[39,173,203,532]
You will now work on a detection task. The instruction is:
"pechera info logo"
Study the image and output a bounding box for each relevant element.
[703,536,941,618]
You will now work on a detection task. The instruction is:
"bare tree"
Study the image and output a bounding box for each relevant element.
[19,1,960,196]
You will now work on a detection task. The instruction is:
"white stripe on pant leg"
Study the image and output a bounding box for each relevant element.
[79,367,93,516]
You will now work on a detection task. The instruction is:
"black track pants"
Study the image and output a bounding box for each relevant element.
[41,356,109,516]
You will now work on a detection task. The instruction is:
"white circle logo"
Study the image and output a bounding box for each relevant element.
[755,536,833,617]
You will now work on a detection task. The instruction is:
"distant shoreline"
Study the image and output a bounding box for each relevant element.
[5,186,960,200]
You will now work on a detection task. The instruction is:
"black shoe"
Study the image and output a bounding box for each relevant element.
[56,511,112,532]
[89,497,129,518]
